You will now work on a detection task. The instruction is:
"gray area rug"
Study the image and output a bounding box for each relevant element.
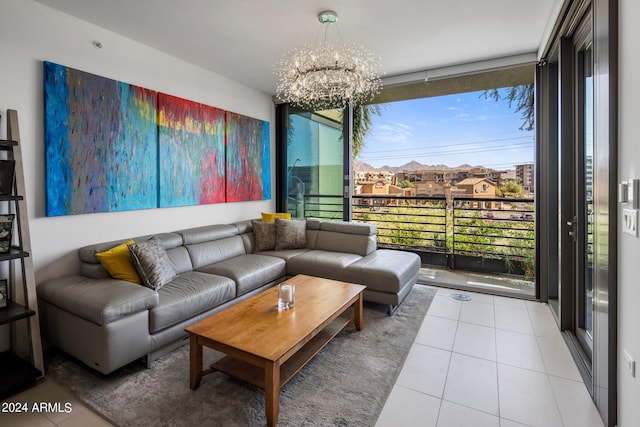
[47,285,435,427]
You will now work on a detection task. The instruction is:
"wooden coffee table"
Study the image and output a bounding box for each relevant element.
[185,274,365,427]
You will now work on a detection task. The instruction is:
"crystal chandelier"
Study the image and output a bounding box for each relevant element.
[275,10,383,110]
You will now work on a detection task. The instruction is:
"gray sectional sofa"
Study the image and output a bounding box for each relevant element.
[38,218,420,374]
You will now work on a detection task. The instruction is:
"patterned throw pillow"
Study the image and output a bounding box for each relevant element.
[252,220,276,252]
[275,218,307,250]
[128,237,177,291]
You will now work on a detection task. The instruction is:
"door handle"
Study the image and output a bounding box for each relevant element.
[567,217,577,239]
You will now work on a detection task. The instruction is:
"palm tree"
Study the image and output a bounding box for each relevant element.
[349,103,382,159]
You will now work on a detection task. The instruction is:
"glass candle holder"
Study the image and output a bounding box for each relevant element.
[278,282,295,310]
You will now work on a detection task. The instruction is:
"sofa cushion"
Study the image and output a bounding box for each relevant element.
[166,246,194,274]
[186,235,246,269]
[252,220,276,251]
[179,224,238,245]
[286,250,362,280]
[275,218,307,250]
[233,220,253,234]
[80,262,112,279]
[95,239,141,284]
[257,248,310,261]
[149,271,235,333]
[197,254,286,296]
[128,237,177,291]
[343,249,421,293]
[37,275,159,326]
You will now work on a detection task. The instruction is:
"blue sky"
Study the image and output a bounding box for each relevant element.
[358,89,534,170]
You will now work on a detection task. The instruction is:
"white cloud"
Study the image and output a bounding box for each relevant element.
[371,120,414,144]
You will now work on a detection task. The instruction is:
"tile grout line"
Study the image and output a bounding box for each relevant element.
[492,299,502,421]
[529,303,568,427]
[385,287,598,427]
[424,294,505,425]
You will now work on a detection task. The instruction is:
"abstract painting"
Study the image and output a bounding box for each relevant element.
[44,61,158,216]
[44,61,271,216]
[157,93,226,207]
[225,112,271,202]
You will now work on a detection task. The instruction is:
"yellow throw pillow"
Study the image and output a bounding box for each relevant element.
[95,239,141,284]
[261,212,291,222]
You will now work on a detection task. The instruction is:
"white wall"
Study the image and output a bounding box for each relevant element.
[0,0,275,284]
[618,1,640,425]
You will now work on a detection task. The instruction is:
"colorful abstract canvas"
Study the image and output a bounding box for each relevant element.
[44,61,271,216]
[44,61,158,216]
[157,93,226,207]
[225,113,271,202]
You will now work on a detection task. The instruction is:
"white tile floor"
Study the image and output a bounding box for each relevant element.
[375,287,605,427]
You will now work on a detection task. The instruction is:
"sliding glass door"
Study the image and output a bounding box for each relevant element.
[276,106,348,220]
[539,2,618,423]
[574,18,594,362]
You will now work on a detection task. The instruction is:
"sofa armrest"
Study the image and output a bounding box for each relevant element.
[38,275,159,326]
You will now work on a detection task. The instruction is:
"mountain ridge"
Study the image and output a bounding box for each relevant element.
[355,160,485,172]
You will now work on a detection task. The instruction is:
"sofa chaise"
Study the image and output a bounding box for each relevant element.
[38,218,420,374]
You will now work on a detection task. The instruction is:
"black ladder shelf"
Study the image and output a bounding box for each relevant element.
[0,109,44,399]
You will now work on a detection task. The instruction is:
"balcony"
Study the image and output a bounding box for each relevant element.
[289,194,535,298]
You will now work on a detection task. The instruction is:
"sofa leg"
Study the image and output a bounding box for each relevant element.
[388,304,398,316]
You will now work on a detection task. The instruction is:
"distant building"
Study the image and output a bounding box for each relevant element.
[354,180,414,208]
[394,167,505,187]
[354,171,395,185]
[357,180,394,195]
[353,165,518,207]
[454,177,496,196]
[452,178,501,209]
[502,169,517,181]
[515,163,535,193]
[414,180,447,197]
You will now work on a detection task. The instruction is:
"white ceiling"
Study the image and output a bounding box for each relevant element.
[35,0,558,95]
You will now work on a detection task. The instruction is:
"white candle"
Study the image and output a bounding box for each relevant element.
[281,285,293,302]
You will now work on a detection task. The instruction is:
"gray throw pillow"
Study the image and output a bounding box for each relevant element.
[252,220,276,252]
[128,237,177,291]
[275,218,307,250]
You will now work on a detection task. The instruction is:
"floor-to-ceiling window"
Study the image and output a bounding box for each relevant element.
[276,106,349,220]
[537,0,617,424]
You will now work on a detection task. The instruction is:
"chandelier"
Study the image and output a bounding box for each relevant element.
[275,10,383,110]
